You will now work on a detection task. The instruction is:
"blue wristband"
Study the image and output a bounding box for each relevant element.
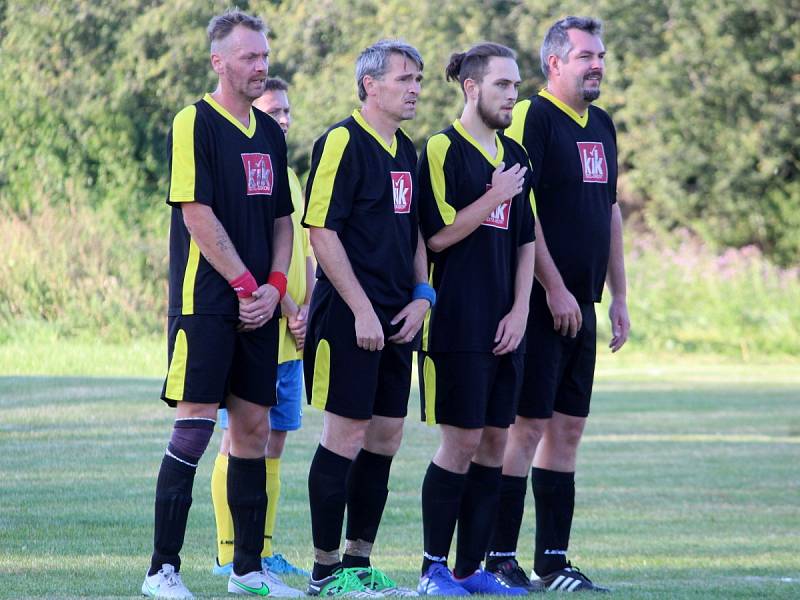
[412,283,436,307]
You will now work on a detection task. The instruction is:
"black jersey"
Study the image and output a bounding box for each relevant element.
[166,94,293,317]
[418,119,536,353]
[303,109,419,310]
[506,90,617,303]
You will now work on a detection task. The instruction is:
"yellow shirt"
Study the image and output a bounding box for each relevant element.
[278,167,313,364]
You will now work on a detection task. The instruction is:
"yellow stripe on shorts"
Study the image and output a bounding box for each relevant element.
[311,339,331,411]
[423,355,437,426]
[165,329,188,401]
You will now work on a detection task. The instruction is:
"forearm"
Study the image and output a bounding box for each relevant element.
[427,188,506,253]
[532,219,566,293]
[413,229,429,284]
[512,241,536,313]
[182,202,246,280]
[309,227,373,315]
[606,204,627,300]
[270,216,293,276]
[303,256,316,305]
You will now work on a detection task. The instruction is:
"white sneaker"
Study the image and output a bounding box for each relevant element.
[141,564,194,599]
[229,568,304,597]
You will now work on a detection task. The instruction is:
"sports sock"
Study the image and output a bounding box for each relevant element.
[149,417,215,575]
[485,474,528,570]
[421,462,466,575]
[264,457,281,558]
[344,449,393,550]
[308,444,351,579]
[228,455,268,575]
[211,453,234,566]
[531,467,575,576]
[453,462,502,578]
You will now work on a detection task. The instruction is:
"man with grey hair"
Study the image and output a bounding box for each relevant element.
[142,8,301,599]
[302,39,430,597]
[486,16,630,593]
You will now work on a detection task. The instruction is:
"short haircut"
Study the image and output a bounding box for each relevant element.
[263,77,289,93]
[207,8,266,50]
[355,39,424,102]
[445,42,516,96]
[540,16,603,79]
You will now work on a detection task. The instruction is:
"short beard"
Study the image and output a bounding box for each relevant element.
[582,87,601,102]
[477,95,510,130]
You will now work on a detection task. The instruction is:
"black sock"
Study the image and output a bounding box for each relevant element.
[532,467,574,576]
[149,450,196,575]
[308,444,352,576]
[345,449,393,547]
[421,462,466,575]
[486,474,528,569]
[312,562,342,581]
[228,455,267,575]
[341,554,371,569]
[453,462,502,578]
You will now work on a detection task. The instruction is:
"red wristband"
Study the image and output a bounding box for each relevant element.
[267,271,288,300]
[229,270,258,298]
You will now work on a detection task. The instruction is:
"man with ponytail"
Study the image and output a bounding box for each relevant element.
[486,16,630,593]
[302,39,429,597]
[416,43,536,596]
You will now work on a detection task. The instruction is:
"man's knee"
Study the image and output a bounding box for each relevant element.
[510,416,548,450]
[320,412,369,459]
[547,413,586,450]
[364,416,404,456]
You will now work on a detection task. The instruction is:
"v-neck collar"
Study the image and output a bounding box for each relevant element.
[538,89,589,128]
[453,119,505,167]
[352,109,397,157]
[204,93,257,138]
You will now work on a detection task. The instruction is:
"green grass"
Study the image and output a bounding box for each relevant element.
[1,363,799,599]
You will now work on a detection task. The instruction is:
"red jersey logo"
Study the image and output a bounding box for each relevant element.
[391,171,412,214]
[241,153,273,195]
[576,142,608,183]
[482,184,512,230]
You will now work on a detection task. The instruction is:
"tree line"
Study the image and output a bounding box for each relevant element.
[1,0,798,267]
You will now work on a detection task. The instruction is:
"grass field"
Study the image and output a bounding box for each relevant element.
[1,363,799,599]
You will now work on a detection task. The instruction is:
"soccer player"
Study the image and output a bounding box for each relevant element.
[415,43,536,596]
[210,77,314,580]
[141,10,302,599]
[485,16,630,593]
[302,40,431,597]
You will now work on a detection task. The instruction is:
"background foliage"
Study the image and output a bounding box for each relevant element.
[0,0,798,352]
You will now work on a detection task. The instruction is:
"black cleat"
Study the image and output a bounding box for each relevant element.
[537,564,610,593]
[488,558,545,593]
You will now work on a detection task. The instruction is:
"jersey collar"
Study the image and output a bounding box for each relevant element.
[352,109,397,157]
[203,93,257,138]
[453,119,505,167]
[538,89,589,128]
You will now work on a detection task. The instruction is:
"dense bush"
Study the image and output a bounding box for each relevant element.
[0,1,797,351]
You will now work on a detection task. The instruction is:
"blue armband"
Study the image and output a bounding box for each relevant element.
[412,283,436,307]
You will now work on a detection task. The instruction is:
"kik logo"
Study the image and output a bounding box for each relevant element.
[241,153,274,195]
[391,171,412,214]
[576,142,608,183]
[482,184,512,230]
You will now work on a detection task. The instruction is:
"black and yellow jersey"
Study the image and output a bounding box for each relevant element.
[418,119,536,353]
[303,109,419,310]
[505,90,617,303]
[166,93,293,317]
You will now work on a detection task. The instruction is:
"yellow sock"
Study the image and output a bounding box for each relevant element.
[211,453,234,566]
[263,457,281,558]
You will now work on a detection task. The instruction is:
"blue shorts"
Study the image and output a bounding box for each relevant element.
[217,360,304,432]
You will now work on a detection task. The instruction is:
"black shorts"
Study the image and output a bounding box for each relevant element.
[303,284,413,420]
[517,291,596,419]
[161,314,278,408]
[419,351,523,429]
